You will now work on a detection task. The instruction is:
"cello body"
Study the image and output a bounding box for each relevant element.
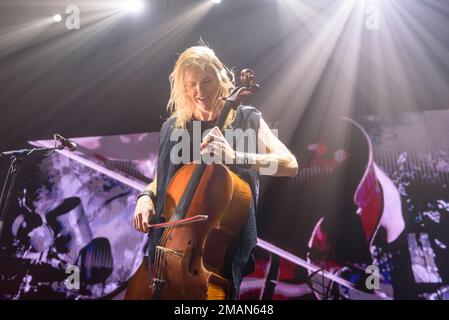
[126,163,251,300]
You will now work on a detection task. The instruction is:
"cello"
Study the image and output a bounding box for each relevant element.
[125,69,260,300]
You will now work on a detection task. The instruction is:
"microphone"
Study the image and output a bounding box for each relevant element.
[54,134,77,151]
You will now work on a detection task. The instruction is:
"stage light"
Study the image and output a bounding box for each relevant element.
[119,0,145,13]
[53,14,62,23]
[211,0,222,4]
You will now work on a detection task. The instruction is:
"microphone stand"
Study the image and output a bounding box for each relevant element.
[0,143,67,244]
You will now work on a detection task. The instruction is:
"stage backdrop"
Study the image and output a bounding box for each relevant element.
[0,132,158,299]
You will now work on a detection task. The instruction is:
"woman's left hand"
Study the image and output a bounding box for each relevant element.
[200,127,235,165]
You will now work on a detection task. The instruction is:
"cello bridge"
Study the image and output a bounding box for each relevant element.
[156,246,184,258]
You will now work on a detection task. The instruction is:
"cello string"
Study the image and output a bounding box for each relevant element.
[153,247,159,281]
[156,230,167,281]
[155,190,191,282]
[155,217,175,281]
[157,246,163,281]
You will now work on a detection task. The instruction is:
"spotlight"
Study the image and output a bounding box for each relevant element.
[211,0,222,4]
[53,14,62,23]
[119,0,145,13]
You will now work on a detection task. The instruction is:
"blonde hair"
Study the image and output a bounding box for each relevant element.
[167,46,235,128]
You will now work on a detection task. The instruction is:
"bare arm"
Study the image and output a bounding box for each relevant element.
[248,117,299,177]
[201,118,299,177]
[133,176,157,233]
[144,176,157,195]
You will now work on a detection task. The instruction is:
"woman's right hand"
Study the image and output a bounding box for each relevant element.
[133,196,155,233]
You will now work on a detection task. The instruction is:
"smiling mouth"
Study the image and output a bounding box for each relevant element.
[196,97,209,103]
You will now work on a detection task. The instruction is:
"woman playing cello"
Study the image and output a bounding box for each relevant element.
[127,45,298,300]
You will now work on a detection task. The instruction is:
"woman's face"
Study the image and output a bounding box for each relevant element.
[184,66,220,113]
